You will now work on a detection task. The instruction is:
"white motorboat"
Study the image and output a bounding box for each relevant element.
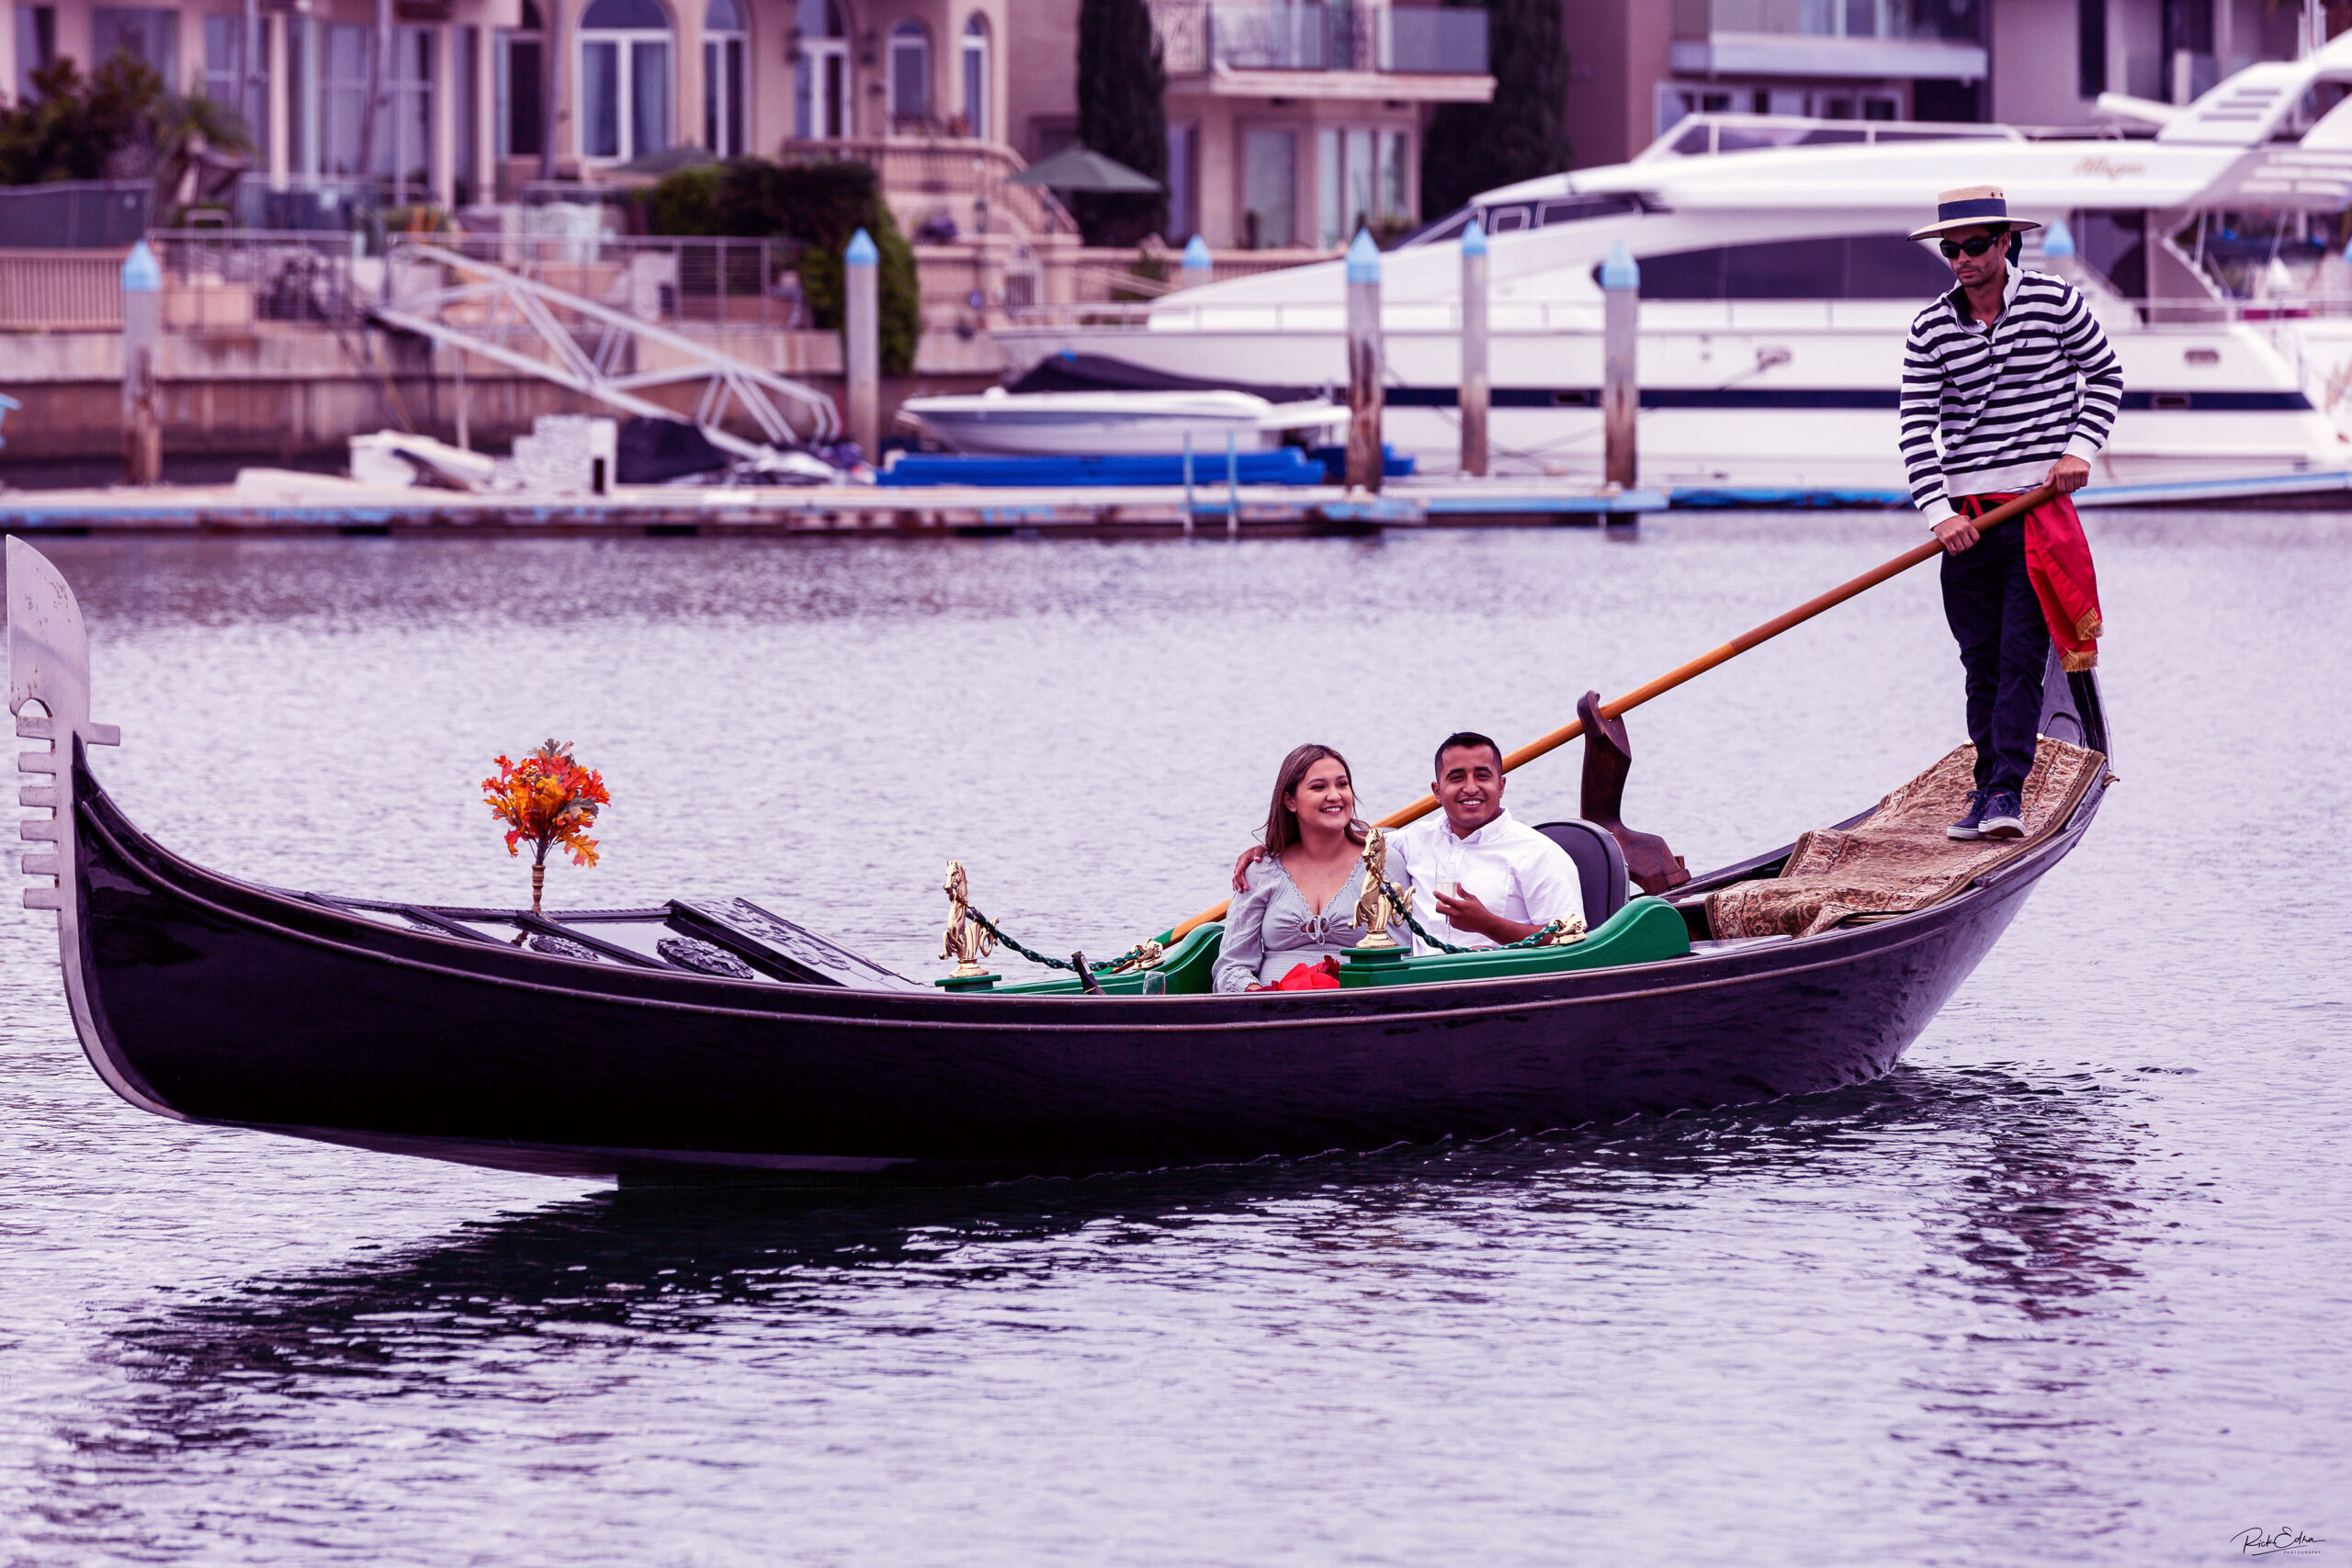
[998,39,2352,491]
[895,387,1349,456]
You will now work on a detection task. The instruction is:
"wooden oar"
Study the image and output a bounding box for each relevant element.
[1168,485,2057,940]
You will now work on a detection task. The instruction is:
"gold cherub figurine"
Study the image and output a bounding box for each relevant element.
[1351,828,1409,949]
[939,860,995,977]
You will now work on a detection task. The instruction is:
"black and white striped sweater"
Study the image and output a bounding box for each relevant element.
[1899,267,2122,526]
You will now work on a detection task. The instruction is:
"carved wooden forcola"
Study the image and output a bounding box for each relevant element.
[1577,689,1690,897]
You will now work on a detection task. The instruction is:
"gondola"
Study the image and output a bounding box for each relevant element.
[6,537,2111,1183]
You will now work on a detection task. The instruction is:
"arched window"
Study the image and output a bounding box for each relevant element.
[959,15,988,141]
[704,0,746,155]
[792,0,848,139]
[888,19,930,129]
[579,0,673,161]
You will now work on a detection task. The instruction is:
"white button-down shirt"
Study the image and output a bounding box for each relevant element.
[1387,807,1585,950]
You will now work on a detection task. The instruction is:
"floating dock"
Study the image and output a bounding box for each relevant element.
[1,466,2332,539]
[0,474,1666,537]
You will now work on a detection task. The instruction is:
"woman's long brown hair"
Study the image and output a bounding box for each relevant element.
[1261,743,1370,860]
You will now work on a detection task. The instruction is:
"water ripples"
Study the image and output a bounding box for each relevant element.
[3,517,2347,1565]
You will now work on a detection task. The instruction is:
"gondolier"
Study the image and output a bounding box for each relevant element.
[1902,185,2118,842]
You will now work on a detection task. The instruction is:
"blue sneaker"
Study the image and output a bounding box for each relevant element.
[1978,788,2025,840]
[1946,788,1991,840]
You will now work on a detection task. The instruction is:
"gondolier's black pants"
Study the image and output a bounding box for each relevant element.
[1940,513,2049,796]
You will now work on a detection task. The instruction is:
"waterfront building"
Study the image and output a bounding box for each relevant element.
[1,0,1019,211]
[1,0,1491,247]
[1012,0,1493,248]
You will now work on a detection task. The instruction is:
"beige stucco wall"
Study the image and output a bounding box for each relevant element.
[1166,90,1419,248]
[1560,0,1670,171]
[1004,0,1077,158]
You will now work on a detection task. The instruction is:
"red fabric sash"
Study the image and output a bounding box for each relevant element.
[1274,958,1344,991]
[1959,491,2104,671]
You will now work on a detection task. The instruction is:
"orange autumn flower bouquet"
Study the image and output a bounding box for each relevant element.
[482,739,610,912]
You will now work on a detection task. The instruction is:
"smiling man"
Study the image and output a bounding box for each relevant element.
[1902,184,2118,842]
[1385,731,1584,949]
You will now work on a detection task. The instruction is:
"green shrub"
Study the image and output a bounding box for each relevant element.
[0,51,252,220]
[638,162,722,237]
[639,156,920,376]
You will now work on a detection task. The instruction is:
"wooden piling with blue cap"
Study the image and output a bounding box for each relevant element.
[1600,240,1639,491]
[121,239,163,487]
[1345,229,1385,492]
[1460,219,1488,479]
[844,227,879,461]
[1180,234,1212,290]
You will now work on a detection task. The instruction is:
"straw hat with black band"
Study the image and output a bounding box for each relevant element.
[1908,185,2043,243]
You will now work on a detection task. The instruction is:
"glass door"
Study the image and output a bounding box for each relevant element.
[1243,128,1295,249]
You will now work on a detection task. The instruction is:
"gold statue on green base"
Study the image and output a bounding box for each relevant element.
[1351,829,1409,950]
[939,861,995,977]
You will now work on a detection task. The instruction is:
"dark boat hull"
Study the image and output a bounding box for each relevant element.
[65,748,2098,1182]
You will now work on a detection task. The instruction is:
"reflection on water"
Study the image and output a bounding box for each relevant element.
[4,519,2348,1565]
[21,1067,2177,1564]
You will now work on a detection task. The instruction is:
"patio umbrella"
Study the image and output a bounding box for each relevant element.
[1007,146,1162,193]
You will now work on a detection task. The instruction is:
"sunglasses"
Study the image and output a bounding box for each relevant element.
[1939,233,2007,260]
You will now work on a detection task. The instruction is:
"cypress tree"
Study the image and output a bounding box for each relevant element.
[1419,0,1569,219]
[1074,0,1169,246]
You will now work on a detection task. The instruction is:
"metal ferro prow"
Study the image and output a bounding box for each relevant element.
[5,538,176,1118]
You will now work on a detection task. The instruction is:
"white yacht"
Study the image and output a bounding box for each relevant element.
[997,39,2352,491]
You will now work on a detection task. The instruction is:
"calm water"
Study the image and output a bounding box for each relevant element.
[1,516,2346,1566]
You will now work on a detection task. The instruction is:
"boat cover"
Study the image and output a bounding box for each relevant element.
[1704,737,2106,939]
[1005,351,1326,405]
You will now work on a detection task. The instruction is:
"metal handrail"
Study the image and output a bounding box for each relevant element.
[376,242,840,453]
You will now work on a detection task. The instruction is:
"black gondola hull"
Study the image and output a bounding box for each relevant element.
[66,750,2091,1181]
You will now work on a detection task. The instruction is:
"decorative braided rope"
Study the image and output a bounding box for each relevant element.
[966,892,1580,976]
[1381,880,1584,955]
[965,907,1157,976]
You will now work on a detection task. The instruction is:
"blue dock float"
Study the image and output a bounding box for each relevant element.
[1668,486,1907,509]
[2068,468,2352,508]
[1659,470,2352,511]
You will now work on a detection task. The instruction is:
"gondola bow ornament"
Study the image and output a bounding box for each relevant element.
[482,740,608,914]
[5,538,164,1122]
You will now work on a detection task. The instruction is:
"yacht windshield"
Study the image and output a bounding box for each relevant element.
[1603,234,1951,299]
[1401,192,1642,247]
[1647,114,2022,160]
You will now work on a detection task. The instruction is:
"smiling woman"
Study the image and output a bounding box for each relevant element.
[1212,742,1390,993]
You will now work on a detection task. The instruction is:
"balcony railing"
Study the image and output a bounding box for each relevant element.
[1157,3,1488,75]
[1381,6,1489,73]
[0,246,128,330]
[1672,0,1983,43]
